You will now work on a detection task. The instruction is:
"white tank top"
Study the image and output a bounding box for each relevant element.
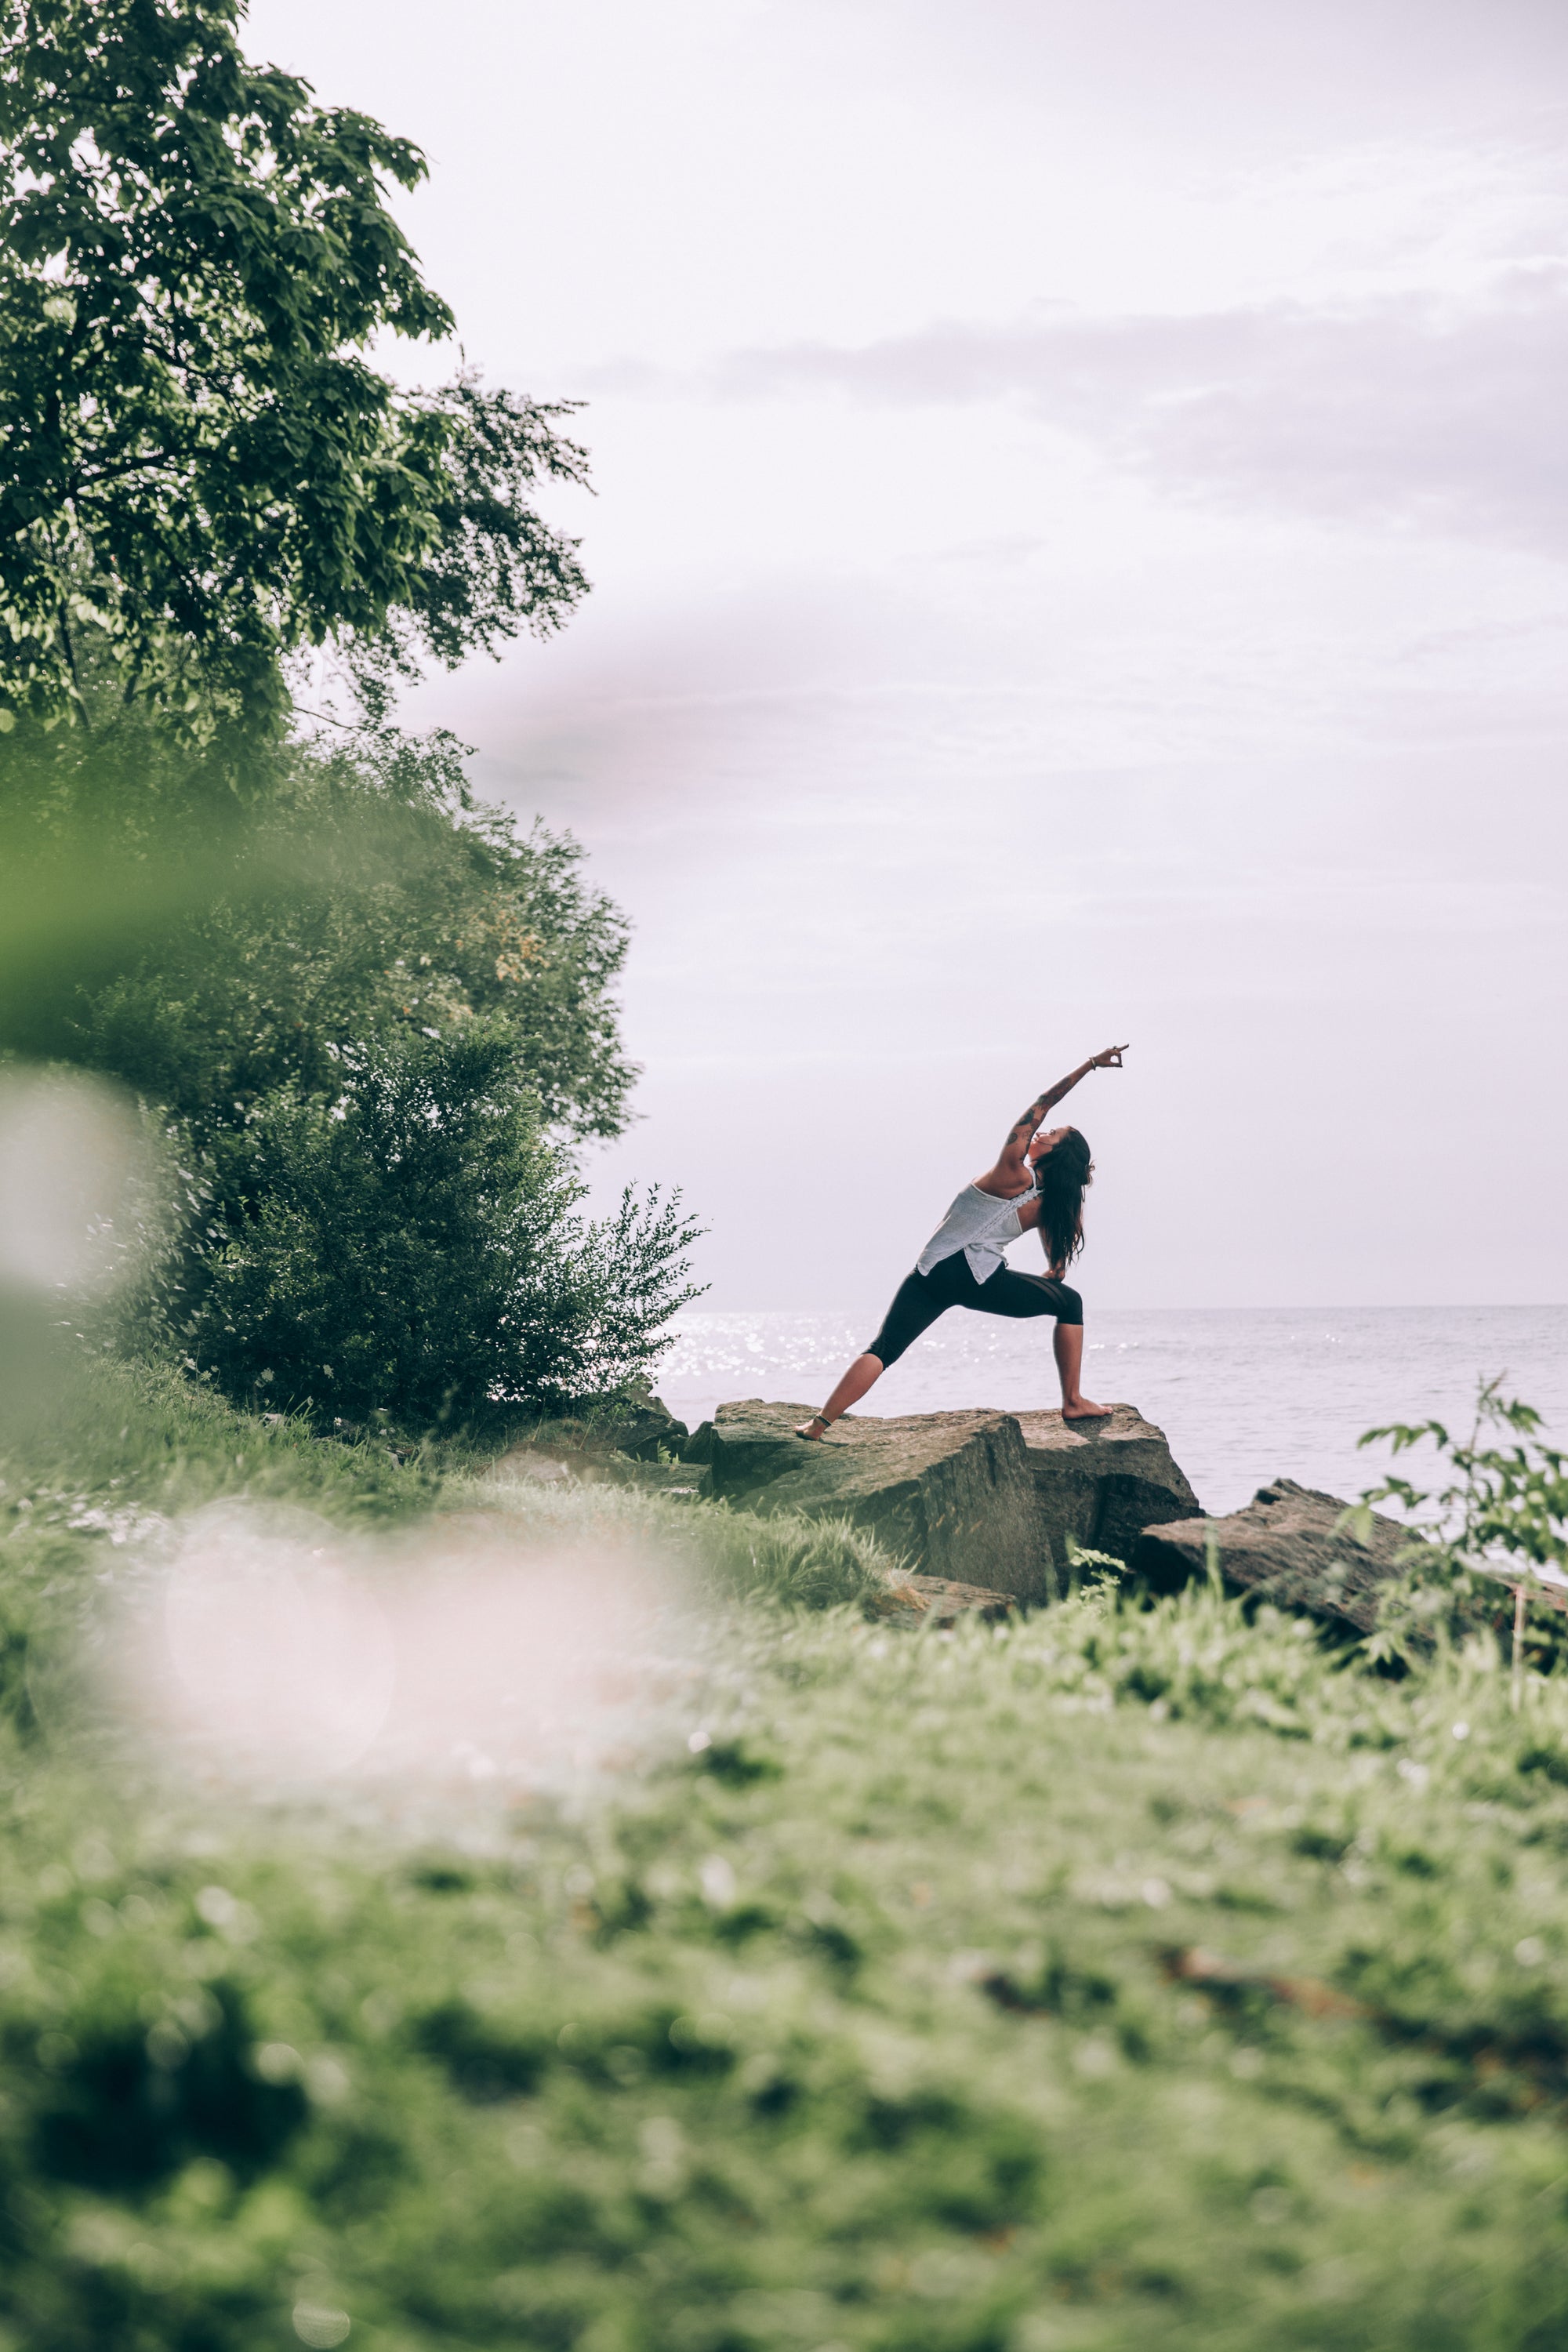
[916,1181,1033,1284]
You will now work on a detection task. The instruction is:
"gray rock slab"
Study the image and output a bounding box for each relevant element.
[876,1573,1018,1626]
[699,1399,1200,1604]
[608,1392,690,1461]
[1012,1407,1201,1590]
[623,1459,713,1503]
[1131,1477,1414,1632]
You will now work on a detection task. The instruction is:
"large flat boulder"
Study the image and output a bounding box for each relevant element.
[1131,1477,1414,1632]
[688,1400,1200,1604]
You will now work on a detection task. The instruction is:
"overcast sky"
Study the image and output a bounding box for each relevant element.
[252,0,1568,1311]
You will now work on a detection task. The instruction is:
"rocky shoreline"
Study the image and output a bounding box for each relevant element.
[683,1398,1197,1603]
[492,1392,1418,1636]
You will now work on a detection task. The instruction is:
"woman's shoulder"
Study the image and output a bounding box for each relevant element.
[971,1169,1035,1201]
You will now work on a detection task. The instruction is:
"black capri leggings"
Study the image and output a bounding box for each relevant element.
[865,1252,1083,1370]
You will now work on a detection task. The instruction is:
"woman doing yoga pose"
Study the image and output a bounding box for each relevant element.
[796,1045,1128,1441]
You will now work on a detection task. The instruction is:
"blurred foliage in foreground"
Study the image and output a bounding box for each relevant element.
[4,722,638,1145]
[5,1362,1568,2350]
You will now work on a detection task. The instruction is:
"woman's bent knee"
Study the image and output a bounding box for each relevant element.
[1056,1286,1083,1326]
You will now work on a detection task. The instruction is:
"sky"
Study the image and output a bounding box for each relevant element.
[249,0,1568,1312]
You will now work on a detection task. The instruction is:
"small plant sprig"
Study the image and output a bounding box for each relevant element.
[1354,1380,1568,1694]
[1062,1534,1129,1597]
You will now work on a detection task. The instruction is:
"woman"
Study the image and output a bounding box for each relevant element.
[796,1044,1128,1439]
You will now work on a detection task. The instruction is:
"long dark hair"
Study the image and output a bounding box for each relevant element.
[1034,1127,1094,1271]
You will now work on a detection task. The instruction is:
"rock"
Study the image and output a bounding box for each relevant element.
[503,1456,573,1485]
[1012,1406,1202,1581]
[699,1399,1200,1604]
[490,1389,688,1473]
[624,1459,712,1504]
[1131,1478,1413,1633]
[702,1402,1038,1592]
[485,1442,712,1504]
[604,1389,690,1462]
[873,1573,1018,1627]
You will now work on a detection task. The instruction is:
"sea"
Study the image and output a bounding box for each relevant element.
[653,1305,1568,1519]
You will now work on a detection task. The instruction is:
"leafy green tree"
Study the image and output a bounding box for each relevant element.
[0,4,704,1426]
[0,0,588,738]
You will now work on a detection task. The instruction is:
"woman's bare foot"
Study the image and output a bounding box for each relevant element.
[1061,1397,1113,1421]
[795,1412,833,1441]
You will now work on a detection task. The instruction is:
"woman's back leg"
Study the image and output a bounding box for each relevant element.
[965,1268,1111,1419]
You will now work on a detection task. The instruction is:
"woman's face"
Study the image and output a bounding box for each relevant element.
[1028,1126,1070,1165]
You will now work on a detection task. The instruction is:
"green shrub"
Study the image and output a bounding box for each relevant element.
[26,1972,308,2192]
[1359,1382,1568,1675]
[172,1024,697,1428]
[13,728,641,1153]
[3,722,690,1433]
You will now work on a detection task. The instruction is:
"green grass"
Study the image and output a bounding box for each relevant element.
[4,1351,442,1529]
[5,1363,1568,2350]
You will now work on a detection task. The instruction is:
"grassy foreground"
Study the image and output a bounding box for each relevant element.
[5,1370,1568,2350]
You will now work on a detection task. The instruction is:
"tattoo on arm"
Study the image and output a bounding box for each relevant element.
[1009,1095,1050,1146]
[1005,1065,1090,1157]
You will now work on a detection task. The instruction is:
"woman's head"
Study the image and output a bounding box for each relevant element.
[1029,1125,1094,1270]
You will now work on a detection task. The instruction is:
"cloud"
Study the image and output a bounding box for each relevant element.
[841,0,1568,152]
[700,269,1568,554]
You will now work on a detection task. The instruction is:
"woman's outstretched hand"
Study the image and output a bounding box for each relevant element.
[999,1046,1131,1174]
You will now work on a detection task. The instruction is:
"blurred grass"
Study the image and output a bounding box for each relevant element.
[5,1365,1568,2349]
[3,1353,441,1529]
[469,1468,890,1612]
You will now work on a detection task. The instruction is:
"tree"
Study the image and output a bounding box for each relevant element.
[0,4,705,1425]
[0,0,588,738]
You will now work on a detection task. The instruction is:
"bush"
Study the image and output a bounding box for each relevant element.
[173,1023,697,1428]
[3,720,684,1430]
[1358,1382,1568,1675]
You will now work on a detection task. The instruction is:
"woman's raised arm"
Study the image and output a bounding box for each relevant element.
[983,1045,1128,1189]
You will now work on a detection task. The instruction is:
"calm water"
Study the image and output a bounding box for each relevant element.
[655,1305,1567,1517]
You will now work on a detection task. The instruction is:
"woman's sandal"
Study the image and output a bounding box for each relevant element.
[795,1412,834,1441]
